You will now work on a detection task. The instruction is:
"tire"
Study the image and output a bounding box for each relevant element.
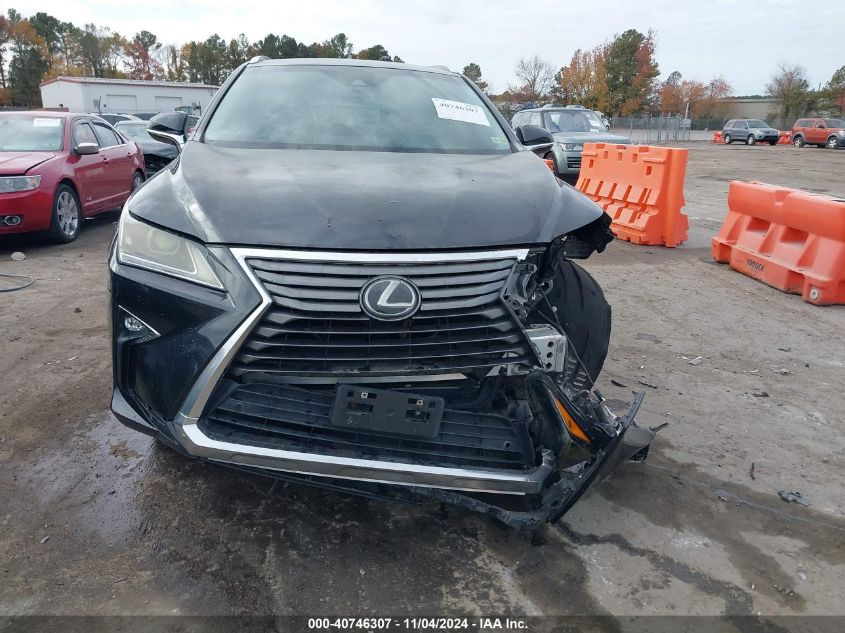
[769,141,778,146]
[48,184,81,243]
[724,134,732,144]
[746,135,756,145]
[131,170,145,192]
[793,136,805,148]
[826,136,839,149]
[539,259,611,390]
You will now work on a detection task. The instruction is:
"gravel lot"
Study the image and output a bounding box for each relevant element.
[1,143,844,627]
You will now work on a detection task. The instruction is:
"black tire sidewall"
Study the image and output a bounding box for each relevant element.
[746,135,755,145]
[49,184,81,243]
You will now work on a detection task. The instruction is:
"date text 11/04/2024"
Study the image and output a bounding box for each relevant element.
[307,617,528,630]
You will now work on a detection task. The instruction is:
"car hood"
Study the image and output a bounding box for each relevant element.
[0,152,58,175]
[130,142,604,250]
[134,139,179,159]
[552,132,632,144]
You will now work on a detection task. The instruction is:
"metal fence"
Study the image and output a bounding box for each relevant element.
[611,115,796,133]
[609,115,799,144]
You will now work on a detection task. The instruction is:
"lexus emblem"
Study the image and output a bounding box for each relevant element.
[360,276,421,321]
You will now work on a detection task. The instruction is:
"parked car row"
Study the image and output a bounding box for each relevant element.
[0,111,146,242]
[0,106,203,242]
[721,118,844,149]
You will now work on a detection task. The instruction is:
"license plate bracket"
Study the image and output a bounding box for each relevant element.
[331,385,445,438]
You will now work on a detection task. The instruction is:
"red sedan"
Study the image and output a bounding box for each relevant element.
[0,111,145,243]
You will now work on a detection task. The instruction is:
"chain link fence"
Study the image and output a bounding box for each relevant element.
[609,114,799,143]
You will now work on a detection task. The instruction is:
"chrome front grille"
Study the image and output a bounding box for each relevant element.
[228,254,535,377]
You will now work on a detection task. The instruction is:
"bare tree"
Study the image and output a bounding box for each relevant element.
[766,63,812,119]
[510,55,555,102]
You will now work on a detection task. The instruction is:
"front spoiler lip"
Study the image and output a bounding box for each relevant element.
[172,419,555,495]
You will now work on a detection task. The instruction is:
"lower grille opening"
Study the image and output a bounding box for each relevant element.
[199,382,536,471]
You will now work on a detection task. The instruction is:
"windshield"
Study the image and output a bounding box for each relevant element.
[747,120,769,128]
[204,65,510,153]
[583,111,605,129]
[824,119,845,128]
[0,114,64,152]
[543,111,592,133]
[116,122,151,140]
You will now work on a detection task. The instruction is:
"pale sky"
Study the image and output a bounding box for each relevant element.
[12,0,844,95]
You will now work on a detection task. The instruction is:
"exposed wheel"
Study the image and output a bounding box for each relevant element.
[769,141,778,146]
[48,184,81,243]
[131,170,145,192]
[793,136,805,147]
[746,135,756,145]
[538,259,611,390]
[826,136,839,149]
[723,134,732,144]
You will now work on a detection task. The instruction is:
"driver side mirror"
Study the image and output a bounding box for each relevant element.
[515,124,555,146]
[816,123,825,128]
[147,111,189,151]
[75,142,99,155]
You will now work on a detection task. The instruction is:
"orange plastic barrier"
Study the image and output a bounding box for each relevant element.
[713,131,724,144]
[777,131,791,145]
[712,181,845,305]
[576,143,689,247]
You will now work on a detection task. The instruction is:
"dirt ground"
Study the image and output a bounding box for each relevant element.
[1,143,844,628]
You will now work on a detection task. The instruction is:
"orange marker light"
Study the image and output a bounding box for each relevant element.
[554,399,591,444]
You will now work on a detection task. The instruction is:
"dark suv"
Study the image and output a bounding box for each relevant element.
[109,58,654,530]
[722,119,779,145]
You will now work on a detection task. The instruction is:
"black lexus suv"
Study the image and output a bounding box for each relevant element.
[109,57,654,530]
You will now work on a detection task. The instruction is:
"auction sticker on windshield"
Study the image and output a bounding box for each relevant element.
[431,98,490,126]
[33,118,61,127]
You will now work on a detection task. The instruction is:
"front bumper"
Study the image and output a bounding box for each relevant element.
[111,245,654,525]
[0,186,54,235]
[551,146,582,175]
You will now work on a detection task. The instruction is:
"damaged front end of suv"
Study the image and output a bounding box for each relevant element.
[110,58,655,531]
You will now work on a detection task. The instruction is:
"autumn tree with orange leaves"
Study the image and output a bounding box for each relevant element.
[555,43,610,111]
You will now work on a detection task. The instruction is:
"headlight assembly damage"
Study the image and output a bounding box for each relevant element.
[110,211,658,532]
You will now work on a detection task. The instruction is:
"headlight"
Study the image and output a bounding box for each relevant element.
[838,130,845,135]
[0,175,41,193]
[117,212,223,290]
[561,143,583,151]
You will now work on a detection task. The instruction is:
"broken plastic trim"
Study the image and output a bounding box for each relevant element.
[414,391,651,531]
[214,392,653,532]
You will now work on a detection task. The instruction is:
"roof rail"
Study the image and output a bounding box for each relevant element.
[248,55,270,64]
